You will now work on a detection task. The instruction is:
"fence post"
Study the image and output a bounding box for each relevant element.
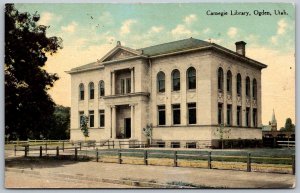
[174,151,178,167]
[96,148,99,162]
[14,145,16,156]
[39,146,42,157]
[247,153,251,172]
[75,147,78,161]
[118,150,122,164]
[62,141,65,152]
[119,141,122,149]
[208,151,212,169]
[24,146,28,157]
[144,150,148,165]
[292,154,295,175]
[56,146,59,157]
[79,142,82,151]
[45,143,48,155]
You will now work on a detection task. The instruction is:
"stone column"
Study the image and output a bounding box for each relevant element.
[111,105,116,139]
[111,71,115,95]
[130,67,134,93]
[130,104,135,139]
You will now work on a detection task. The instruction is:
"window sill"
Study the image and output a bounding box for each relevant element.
[187,89,196,92]
[171,90,181,93]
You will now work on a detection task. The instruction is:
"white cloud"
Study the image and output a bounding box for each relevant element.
[203,28,211,34]
[99,11,114,25]
[277,19,287,35]
[205,38,222,44]
[184,14,197,24]
[227,27,238,38]
[171,24,192,36]
[149,26,164,33]
[270,36,278,45]
[120,19,137,35]
[38,12,62,26]
[61,21,78,33]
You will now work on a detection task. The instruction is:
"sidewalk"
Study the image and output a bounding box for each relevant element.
[5,157,295,188]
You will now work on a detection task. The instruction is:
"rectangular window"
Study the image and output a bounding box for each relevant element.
[99,110,105,127]
[126,78,131,93]
[227,104,232,126]
[121,79,125,94]
[188,103,196,124]
[80,91,84,100]
[89,110,94,128]
[158,105,166,126]
[172,104,181,125]
[253,108,257,127]
[79,111,84,127]
[237,106,241,126]
[246,107,250,127]
[218,103,223,125]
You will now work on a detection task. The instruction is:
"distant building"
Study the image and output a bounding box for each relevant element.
[67,38,267,148]
[262,109,277,131]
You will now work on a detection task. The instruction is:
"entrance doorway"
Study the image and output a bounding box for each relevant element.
[124,118,131,138]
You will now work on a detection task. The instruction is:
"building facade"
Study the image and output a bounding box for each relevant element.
[67,38,267,148]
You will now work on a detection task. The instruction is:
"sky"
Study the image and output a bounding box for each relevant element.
[15,3,295,128]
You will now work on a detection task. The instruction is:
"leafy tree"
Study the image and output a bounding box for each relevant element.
[280,118,295,132]
[47,105,70,140]
[80,115,89,139]
[5,4,63,140]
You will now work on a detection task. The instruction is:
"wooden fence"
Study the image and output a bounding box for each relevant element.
[12,143,296,175]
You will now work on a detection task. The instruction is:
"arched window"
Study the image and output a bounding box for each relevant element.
[157,71,165,92]
[253,79,257,100]
[246,77,250,97]
[187,67,196,89]
[79,83,84,100]
[227,70,232,93]
[237,73,241,96]
[218,67,223,92]
[89,82,94,99]
[99,80,105,97]
[172,69,180,91]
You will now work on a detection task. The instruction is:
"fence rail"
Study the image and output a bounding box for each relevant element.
[11,143,296,175]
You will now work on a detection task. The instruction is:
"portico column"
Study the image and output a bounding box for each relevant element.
[130,104,135,139]
[130,67,134,93]
[111,71,115,95]
[111,105,116,139]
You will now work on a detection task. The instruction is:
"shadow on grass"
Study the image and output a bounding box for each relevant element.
[5,155,92,169]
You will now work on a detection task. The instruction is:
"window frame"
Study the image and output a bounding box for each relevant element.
[252,79,257,100]
[246,77,250,97]
[89,82,94,100]
[218,68,224,92]
[79,83,84,101]
[157,105,166,126]
[89,110,94,128]
[218,103,223,125]
[226,70,232,94]
[172,104,181,125]
[227,104,232,126]
[187,67,196,90]
[237,74,242,96]
[172,69,180,91]
[237,106,242,126]
[99,80,105,97]
[157,71,165,93]
[99,109,105,128]
[188,103,197,124]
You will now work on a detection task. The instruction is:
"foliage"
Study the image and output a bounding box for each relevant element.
[47,105,70,139]
[142,124,153,142]
[214,124,231,149]
[5,4,62,140]
[80,115,89,138]
[280,118,295,132]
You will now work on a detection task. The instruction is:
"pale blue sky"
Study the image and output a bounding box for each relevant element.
[14,3,295,127]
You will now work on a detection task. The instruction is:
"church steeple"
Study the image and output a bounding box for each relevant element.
[270,109,277,131]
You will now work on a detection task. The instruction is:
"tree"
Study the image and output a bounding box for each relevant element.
[280,118,295,132]
[80,115,89,139]
[5,4,63,140]
[214,124,231,149]
[47,105,70,140]
[142,124,153,146]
